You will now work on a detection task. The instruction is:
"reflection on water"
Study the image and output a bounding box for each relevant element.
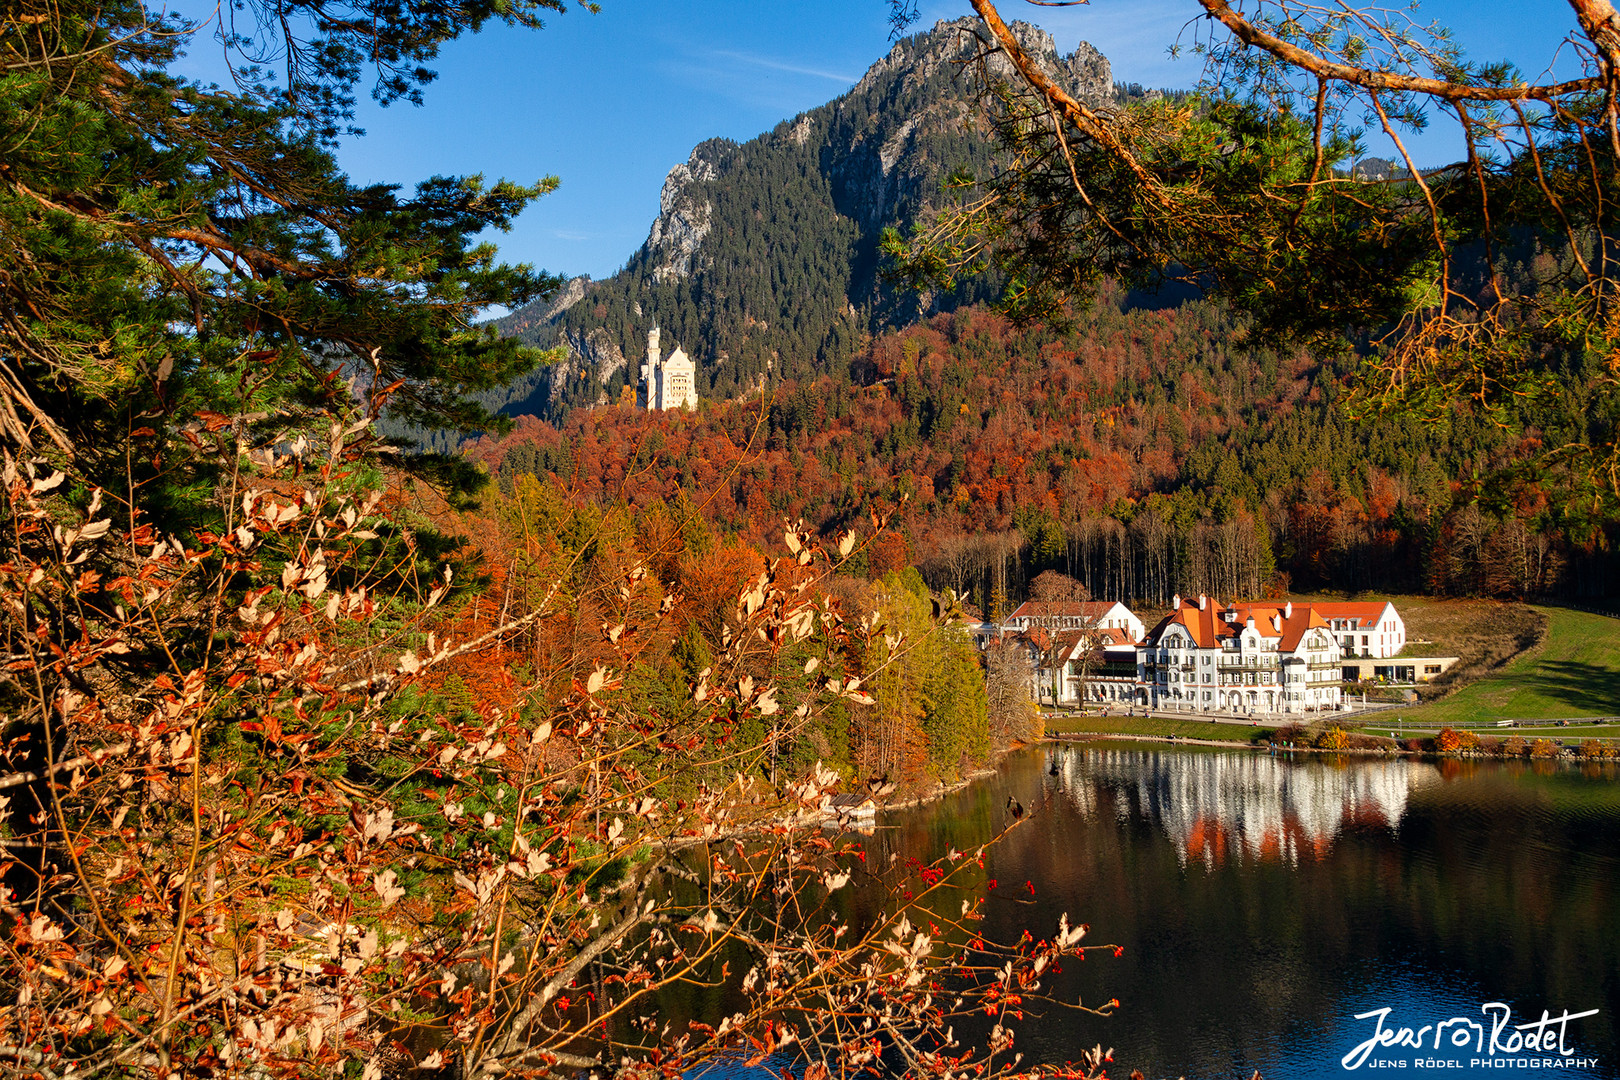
[1063,749,1442,869]
[892,746,1620,1080]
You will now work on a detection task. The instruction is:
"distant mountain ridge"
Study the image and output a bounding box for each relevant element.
[485,17,1116,423]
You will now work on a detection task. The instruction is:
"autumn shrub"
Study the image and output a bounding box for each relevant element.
[1437,728,1481,752]
[1478,736,1503,756]
[1504,736,1529,756]
[1531,738,1560,758]
[1314,725,1349,751]
[1581,739,1606,759]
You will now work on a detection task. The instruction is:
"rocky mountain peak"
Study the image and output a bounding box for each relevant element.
[853,17,1112,106]
[636,18,1115,286]
[1065,40,1114,107]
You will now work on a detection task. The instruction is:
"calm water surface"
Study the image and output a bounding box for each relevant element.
[872,745,1620,1080]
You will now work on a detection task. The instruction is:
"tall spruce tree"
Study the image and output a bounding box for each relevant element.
[1,0,571,495]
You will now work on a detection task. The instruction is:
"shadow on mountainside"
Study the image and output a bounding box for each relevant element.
[1512,659,1620,718]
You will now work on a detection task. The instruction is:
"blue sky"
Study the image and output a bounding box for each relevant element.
[169,0,1583,284]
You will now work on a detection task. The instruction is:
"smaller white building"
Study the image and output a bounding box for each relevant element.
[1310,601,1406,658]
[1003,600,1145,643]
[1069,629,1142,706]
[1008,613,1144,708]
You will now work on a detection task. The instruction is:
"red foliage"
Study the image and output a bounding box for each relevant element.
[467,301,1544,600]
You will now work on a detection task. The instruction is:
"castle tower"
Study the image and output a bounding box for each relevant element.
[638,323,660,409]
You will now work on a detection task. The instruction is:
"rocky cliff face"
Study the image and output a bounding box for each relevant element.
[489,19,1117,422]
[647,147,720,284]
[634,17,1114,274]
[496,273,589,340]
[1064,40,1115,107]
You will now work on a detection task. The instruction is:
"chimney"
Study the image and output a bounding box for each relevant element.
[1198,594,1207,610]
[1285,601,1293,619]
[1172,594,1181,610]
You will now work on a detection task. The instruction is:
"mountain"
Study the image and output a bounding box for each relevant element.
[485,17,1117,422]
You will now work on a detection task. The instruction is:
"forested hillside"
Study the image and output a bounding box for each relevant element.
[474,288,1620,611]
[480,17,1116,425]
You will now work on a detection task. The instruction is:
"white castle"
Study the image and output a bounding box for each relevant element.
[637,324,698,411]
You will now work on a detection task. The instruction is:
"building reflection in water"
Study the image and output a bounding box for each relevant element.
[1052,748,1442,869]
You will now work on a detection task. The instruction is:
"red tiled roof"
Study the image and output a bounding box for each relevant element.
[1047,626,1136,657]
[1017,627,1052,651]
[1053,629,1086,655]
[1146,599,1228,648]
[1148,598,1344,654]
[1310,601,1395,630]
[1008,600,1120,621]
[1227,603,1333,652]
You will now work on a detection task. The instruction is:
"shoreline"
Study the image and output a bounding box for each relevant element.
[868,722,1620,819]
[883,765,1000,811]
[1046,730,1620,766]
[1053,732,1266,750]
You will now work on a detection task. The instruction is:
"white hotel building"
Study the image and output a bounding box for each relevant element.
[1137,595,1346,715]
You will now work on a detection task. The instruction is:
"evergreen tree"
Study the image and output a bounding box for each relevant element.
[1,0,561,501]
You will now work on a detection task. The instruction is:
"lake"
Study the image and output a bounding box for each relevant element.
[869,744,1620,1080]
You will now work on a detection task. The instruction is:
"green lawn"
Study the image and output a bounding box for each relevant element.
[1401,606,1620,724]
[1045,715,1276,744]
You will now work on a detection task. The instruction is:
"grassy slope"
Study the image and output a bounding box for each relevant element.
[1399,606,1620,723]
